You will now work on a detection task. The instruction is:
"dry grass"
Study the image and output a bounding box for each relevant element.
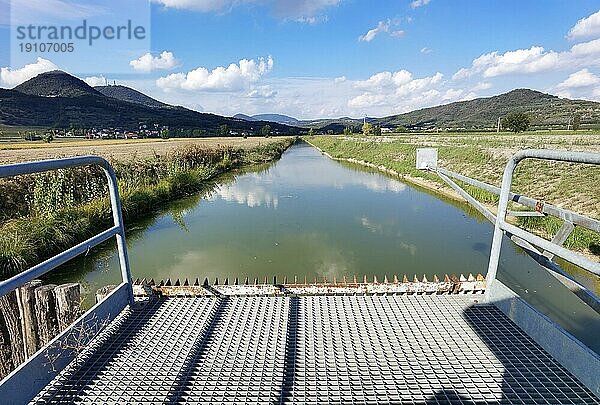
[0,137,289,164]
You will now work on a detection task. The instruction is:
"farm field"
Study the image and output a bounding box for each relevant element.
[0,136,291,164]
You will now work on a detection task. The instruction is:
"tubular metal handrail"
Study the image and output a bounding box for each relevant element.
[417,147,600,309]
[484,149,600,302]
[0,156,133,304]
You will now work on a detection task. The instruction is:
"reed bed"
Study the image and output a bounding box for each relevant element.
[0,139,294,277]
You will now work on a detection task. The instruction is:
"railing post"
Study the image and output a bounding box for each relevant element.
[103,164,134,305]
[484,157,518,302]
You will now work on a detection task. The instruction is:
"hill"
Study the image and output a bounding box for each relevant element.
[300,89,600,131]
[94,85,169,109]
[252,114,299,125]
[374,89,600,130]
[235,113,300,125]
[1,72,299,134]
[233,114,256,121]
[13,70,101,98]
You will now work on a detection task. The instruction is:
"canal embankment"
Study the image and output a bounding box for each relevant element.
[303,134,600,258]
[0,138,295,278]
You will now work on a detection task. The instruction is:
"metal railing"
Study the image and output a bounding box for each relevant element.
[0,156,133,303]
[484,149,600,302]
[417,148,600,306]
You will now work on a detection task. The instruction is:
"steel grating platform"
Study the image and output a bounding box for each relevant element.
[33,295,598,404]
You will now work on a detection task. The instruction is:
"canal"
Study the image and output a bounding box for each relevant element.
[48,141,600,352]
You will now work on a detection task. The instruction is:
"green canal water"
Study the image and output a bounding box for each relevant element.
[48,141,600,352]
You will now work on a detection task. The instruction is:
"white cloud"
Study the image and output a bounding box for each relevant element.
[453,39,600,80]
[130,51,179,72]
[358,19,404,42]
[355,69,413,91]
[420,47,432,54]
[442,88,463,101]
[84,75,108,87]
[152,0,340,19]
[349,70,444,113]
[247,85,277,98]
[334,76,346,83]
[471,81,492,91]
[0,57,58,87]
[359,20,389,42]
[157,56,273,92]
[294,15,328,24]
[557,69,600,89]
[568,10,600,39]
[410,0,430,9]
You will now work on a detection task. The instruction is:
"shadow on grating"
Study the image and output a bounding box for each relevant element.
[32,297,166,404]
[164,297,230,403]
[30,295,599,404]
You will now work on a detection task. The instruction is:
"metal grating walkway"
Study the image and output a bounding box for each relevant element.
[33,295,598,404]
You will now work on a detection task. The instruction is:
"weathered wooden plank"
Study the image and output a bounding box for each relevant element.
[54,283,81,332]
[34,285,58,347]
[95,285,117,304]
[0,290,25,369]
[16,279,43,357]
[0,310,15,380]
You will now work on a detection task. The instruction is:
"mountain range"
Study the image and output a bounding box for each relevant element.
[238,89,600,131]
[2,70,599,133]
[233,113,300,126]
[0,71,298,135]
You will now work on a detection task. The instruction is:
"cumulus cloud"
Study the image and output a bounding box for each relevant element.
[247,85,277,98]
[157,56,273,92]
[453,39,600,80]
[410,0,430,9]
[557,69,600,89]
[152,0,340,19]
[471,81,492,91]
[348,69,444,113]
[84,75,108,87]
[0,57,58,87]
[568,10,600,39]
[334,76,347,83]
[130,51,179,72]
[359,19,404,42]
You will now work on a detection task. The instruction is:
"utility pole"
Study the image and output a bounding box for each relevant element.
[497,117,501,133]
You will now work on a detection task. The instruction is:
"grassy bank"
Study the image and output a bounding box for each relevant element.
[0,138,295,277]
[304,133,600,256]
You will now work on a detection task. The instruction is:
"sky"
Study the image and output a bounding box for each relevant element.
[1,0,600,119]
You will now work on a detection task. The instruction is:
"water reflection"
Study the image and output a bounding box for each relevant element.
[49,141,599,353]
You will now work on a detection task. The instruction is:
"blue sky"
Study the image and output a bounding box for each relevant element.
[1,0,600,119]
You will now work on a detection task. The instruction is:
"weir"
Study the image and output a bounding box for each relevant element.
[0,149,599,404]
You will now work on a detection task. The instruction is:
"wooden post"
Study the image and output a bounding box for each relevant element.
[95,285,117,303]
[34,285,58,347]
[54,283,81,332]
[0,290,25,369]
[16,280,43,357]
[0,309,15,379]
